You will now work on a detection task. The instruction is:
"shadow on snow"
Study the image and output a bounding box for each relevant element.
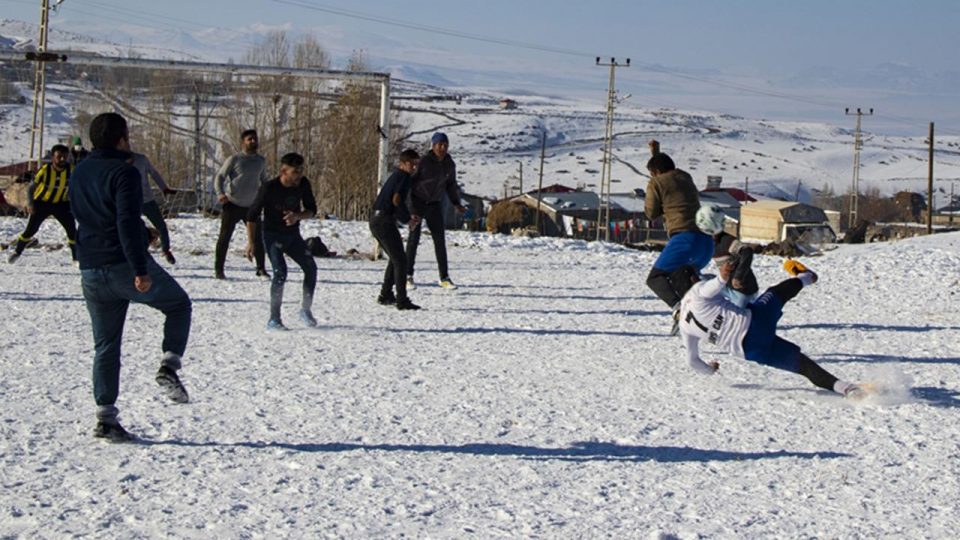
[141,439,852,463]
[780,322,960,332]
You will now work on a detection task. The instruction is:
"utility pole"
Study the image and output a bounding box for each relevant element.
[517,161,523,195]
[596,57,629,242]
[535,130,546,232]
[927,122,934,234]
[28,0,53,168]
[193,90,202,210]
[950,181,955,226]
[845,107,873,229]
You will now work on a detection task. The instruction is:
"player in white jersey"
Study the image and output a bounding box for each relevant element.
[678,260,862,397]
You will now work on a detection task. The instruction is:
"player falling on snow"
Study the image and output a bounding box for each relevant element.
[678,258,864,398]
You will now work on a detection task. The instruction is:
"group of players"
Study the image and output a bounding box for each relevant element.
[641,140,864,399]
[7,116,862,442]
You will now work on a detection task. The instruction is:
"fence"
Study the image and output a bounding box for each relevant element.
[0,50,397,221]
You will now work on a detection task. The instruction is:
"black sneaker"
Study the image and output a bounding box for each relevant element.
[214,271,227,280]
[256,268,271,279]
[93,421,134,443]
[396,298,421,310]
[162,250,176,265]
[156,366,189,403]
[669,305,681,336]
[7,251,21,264]
[377,292,397,305]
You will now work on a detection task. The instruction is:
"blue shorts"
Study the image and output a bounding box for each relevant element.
[653,231,714,273]
[742,290,802,373]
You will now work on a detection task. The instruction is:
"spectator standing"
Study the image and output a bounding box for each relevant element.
[404,132,465,290]
[213,129,269,279]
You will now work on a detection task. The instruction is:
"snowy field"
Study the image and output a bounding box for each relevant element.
[1,215,959,538]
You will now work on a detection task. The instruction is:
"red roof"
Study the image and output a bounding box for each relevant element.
[0,161,36,177]
[702,187,756,202]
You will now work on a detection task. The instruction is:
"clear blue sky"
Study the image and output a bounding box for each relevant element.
[3,0,959,133]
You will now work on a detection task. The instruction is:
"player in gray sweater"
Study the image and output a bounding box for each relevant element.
[213,129,269,279]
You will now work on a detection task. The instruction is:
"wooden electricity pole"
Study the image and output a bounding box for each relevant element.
[28,0,53,168]
[927,122,934,234]
[596,57,629,241]
[845,107,873,229]
[534,130,546,232]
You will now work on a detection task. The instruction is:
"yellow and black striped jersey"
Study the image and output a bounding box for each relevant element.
[32,163,73,204]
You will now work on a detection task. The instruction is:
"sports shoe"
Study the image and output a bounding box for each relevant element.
[377,292,397,305]
[439,278,458,290]
[396,298,421,310]
[406,276,416,290]
[7,252,20,264]
[162,250,176,265]
[266,318,288,331]
[669,304,681,336]
[93,421,134,443]
[841,383,867,400]
[256,268,271,279]
[214,271,227,280]
[783,259,818,283]
[299,309,318,328]
[156,366,189,403]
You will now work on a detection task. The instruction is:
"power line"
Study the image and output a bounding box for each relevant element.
[271,0,597,59]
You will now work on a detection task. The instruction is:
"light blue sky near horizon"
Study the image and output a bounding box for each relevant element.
[3,0,956,72]
[2,0,959,134]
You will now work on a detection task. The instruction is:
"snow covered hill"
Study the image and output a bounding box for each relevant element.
[1,215,958,537]
[3,17,960,204]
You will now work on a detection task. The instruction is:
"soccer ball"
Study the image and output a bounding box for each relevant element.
[696,204,726,234]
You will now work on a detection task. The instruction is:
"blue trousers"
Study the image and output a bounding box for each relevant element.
[653,231,714,273]
[263,231,317,322]
[80,256,192,407]
[742,282,803,373]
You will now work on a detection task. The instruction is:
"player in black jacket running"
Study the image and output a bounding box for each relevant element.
[246,152,318,330]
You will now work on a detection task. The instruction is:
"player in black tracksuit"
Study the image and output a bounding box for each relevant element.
[370,149,422,310]
[245,152,318,329]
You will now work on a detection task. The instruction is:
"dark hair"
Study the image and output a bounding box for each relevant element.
[241,129,258,140]
[399,149,419,164]
[89,112,129,150]
[646,153,675,173]
[280,152,304,168]
[50,144,69,155]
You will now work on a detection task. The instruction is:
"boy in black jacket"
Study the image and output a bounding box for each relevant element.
[370,149,422,310]
[246,152,318,330]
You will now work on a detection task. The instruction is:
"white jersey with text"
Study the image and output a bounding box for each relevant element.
[679,277,753,371]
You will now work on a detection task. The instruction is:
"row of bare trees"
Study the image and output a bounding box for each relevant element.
[69,30,409,220]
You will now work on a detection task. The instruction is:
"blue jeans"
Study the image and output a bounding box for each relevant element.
[80,257,191,407]
[263,231,317,322]
[653,231,714,273]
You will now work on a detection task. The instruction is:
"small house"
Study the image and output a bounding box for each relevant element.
[499,98,518,110]
[739,200,836,244]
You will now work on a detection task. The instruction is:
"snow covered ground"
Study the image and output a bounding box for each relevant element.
[1,215,959,538]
